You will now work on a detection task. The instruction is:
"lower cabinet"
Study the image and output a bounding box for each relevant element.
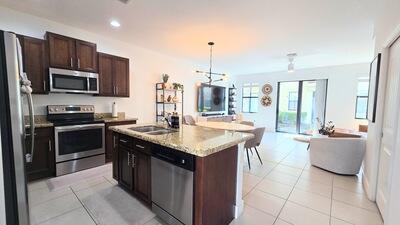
[119,144,134,190]
[25,127,55,181]
[133,149,151,203]
[105,120,137,163]
[117,135,151,204]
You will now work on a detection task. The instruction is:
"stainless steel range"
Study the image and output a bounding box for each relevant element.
[47,105,105,176]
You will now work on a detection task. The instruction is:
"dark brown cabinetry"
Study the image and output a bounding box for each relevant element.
[25,127,55,181]
[19,35,48,94]
[113,56,130,97]
[119,144,134,190]
[98,53,130,97]
[46,32,97,72]
[112,132,119,180]
[132,149,151,201]
[98,53,114,96]
[106,120,137,163]
[76,40,97,72]
[117,135,151,204]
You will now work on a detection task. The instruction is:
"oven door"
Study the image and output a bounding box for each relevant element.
[54,123,105,162]
[49,68,99,94]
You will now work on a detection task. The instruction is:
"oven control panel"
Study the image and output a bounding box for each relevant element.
[47,105,95,114]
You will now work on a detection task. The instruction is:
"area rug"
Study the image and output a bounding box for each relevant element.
[80,185,155,225]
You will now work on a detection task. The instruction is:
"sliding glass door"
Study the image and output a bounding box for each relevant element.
[299,81,317,133]
[276,82,299,133]
[276,79,327,134]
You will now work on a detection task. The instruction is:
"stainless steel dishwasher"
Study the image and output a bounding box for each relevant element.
[151,145,195,225]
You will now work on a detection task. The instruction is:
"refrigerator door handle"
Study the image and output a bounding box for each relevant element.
[25,91,35,163]
[16,36,35,163]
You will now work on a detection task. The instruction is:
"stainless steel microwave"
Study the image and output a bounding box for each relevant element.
[49,68,99,94]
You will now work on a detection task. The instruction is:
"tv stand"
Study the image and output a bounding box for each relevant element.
[201,112,225,117]
[198,114,235,122]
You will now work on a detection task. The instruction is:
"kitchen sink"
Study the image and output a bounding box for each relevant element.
[146,129,178,135]
[128,126,178,135]
[129,126,165,133]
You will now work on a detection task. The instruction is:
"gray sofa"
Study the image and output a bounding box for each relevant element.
[309,135,366,175]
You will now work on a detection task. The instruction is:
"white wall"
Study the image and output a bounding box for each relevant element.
[363,0,400,224]
[0,6,203,122]
[232,63,370,131]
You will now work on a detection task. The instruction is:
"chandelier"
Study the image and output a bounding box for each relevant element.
[196,42,228,85]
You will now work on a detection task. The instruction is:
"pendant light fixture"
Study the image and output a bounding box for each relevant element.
[287,53,297,73]
[196,42,228,85]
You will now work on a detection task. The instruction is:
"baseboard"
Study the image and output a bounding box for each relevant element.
[363,173,376,201]
[234,199,244,218]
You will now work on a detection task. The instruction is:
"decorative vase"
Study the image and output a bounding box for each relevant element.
[167,95,172,102]
[172,96,178,103]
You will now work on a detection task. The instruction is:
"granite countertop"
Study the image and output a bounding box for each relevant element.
[109,123,254,157]
[97,113,138,123]
[24,115,53,128]
[24,112,138,128]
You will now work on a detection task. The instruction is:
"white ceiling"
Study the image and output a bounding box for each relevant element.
[0,0,375,75]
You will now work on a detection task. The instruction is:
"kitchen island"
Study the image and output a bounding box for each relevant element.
[109,124,254,225]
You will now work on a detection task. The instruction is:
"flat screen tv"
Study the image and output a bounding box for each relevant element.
[197,84,226,112]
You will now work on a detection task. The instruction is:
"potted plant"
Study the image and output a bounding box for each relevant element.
[162,74,169,83]
[317,117,335,135]
[162,74,169,89]
[172,82,184,91]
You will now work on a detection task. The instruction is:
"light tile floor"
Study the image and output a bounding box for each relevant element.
[237,132,383,225]
[27,132,383,225]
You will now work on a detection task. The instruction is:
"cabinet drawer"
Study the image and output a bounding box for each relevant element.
[133,138,151,155]
[118,134,132,148]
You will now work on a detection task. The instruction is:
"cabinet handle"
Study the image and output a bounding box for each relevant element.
[116,86,118,95]
[25,133,37,136]
[70,57,73,67]
[135,144,145,149]
[127,152,131,166]
[43,80,46,92]
[48,140,52,152]
[131,154,135,168]
[120,139,128,143]
[77,58,80,68]
[113,136,116,148]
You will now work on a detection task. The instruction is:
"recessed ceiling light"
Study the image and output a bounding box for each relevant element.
[110,20,121,28]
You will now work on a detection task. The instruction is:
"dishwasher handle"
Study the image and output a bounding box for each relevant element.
[152,146,195,171]
[154,152,176,163]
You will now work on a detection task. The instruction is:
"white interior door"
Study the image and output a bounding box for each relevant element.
[376,38,400,217]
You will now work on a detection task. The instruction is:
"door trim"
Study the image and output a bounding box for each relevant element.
[378,33,400,223]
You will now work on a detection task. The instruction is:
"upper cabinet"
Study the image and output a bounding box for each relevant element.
[98,53,114,96]
[19,35,48,94]
[113,56,130,97]
[17,31,129,96]
[46,32,97,72]
[76,40,97,72]
[98,53,130,97]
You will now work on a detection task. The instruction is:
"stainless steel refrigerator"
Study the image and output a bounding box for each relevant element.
[0,30,35,225]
